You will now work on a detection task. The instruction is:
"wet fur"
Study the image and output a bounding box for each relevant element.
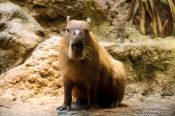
[59,22,126,110]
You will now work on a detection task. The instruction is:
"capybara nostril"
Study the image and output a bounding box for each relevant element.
[71,43,84,50]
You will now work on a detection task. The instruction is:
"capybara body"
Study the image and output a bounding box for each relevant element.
[58,18,126,110]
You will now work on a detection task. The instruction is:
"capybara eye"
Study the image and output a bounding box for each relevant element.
[84,28,89,34]
[66,28,70,33]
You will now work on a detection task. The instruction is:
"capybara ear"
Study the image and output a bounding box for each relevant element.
[87,18,91,24]
[67,16,70,22]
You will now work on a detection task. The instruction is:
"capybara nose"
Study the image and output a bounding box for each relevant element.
[73,30,82,36]
[71,42,84,50]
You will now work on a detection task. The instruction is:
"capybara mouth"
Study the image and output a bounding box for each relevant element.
[73,52,84,60]
[71,51,84,60]
[68,46,85,60]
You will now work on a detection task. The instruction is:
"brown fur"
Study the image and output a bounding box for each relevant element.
[58,19,126,110]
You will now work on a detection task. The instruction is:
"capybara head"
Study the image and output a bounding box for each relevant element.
[65,16,91,60]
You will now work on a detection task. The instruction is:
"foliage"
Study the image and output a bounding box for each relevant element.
[127,0,175,37]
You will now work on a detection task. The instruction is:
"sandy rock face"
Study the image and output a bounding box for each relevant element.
[0,36,62,99]
[0,2,45,74]
[1,35,175,98]
[0,0,174,102]
[0,1,175,116]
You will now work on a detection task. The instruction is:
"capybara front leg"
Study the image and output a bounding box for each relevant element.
[87,82,98,108]
[57,80,72,111]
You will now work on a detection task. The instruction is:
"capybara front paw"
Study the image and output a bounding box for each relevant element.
[56,105,71,111]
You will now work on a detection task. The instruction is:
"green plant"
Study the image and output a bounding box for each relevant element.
[127,0,175,37]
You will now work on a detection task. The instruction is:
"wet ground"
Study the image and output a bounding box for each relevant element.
[0,94,175,116]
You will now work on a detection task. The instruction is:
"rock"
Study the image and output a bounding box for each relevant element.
[0,36,61,98]
[0,2,46,74]
[10,0,130,39]
[0,0,174,99]
[102,37,175,95]
[1,34,175,97]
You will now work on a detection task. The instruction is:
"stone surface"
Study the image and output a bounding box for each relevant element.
[101,37,175,96]
[0,2,46,74]
[10,0,130,40]
[0,36,61,99]
[0,1,175,116]
[0,90,175,116]
[1,34,175,98]
[0,0,174,101]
